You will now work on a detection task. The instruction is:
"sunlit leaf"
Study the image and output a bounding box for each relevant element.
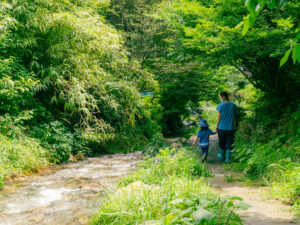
[192,207,215,223]
[280,49,292,67]
[242,19,250,36]
[292,44,300,64]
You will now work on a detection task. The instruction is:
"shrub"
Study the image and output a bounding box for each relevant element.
[31,121,73,163]
[143,133,167,157]
[0,133,48,188]
[91,147,248,225]
[232,108,300,208]
[120,147,211,186]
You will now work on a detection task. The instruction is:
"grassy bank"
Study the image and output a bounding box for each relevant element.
[226,108,300,215]
[0,133,49,187]
[231,120,300,214]
[91,147,249,225]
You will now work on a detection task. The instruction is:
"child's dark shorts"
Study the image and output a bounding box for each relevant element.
[200,147,208,154]
[218,129,236,150]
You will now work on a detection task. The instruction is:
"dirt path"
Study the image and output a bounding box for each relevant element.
[206,135,298,225]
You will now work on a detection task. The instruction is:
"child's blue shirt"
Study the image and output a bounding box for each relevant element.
[196,129,215,148]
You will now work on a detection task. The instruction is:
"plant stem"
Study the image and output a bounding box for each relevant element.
[217,201,224,225]
[225,207,235,225]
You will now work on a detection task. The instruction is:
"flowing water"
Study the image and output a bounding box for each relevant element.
[0,152,142,225]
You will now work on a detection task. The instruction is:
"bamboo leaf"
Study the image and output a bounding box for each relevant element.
[280,49,292,67]
[242,18,250,36]
[292,44,300,64]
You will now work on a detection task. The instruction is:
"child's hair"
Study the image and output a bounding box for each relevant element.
[201,127,208,130]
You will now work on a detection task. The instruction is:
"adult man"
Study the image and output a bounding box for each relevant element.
[215,91,238,163]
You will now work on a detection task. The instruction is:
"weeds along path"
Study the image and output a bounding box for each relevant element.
[206,135,297,225]
[0,152,142,225]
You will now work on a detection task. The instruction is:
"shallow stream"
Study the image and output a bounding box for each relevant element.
[0,152,142,225]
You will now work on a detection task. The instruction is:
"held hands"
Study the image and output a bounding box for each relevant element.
[214,128,218,133]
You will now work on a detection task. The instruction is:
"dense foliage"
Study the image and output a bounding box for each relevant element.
[231,104,300,211]
[91,147,249,224]
[0,1,160,146]
[156,0,299,101]
[0,0,299,218]
[0,0,161,186]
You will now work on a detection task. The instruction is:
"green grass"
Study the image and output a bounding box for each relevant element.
[91,147,249,225]
[120,147,211,186]
[0,134,49,188]
[231,115,300,215]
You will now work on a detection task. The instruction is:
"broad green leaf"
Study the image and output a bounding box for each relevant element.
[280,49,292,67]
[278,0,287,8]
[249,14,256,27]
[269,0,277,9]
[222,195,243,201]
[292,44,300,64]
[165,214,177,225]
[170,198,194,209]
[227,200,234,208]
[247,0,256,14]
[192,207,215,223]
[199,198,217,208]
[242,19,250,36]
[235,21,244,30]
[235,202,252,210]
[179,207,195,217]
[180,217,193,225]
[295,32,300,41]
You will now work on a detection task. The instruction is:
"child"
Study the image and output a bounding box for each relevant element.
[192,119,216,162]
